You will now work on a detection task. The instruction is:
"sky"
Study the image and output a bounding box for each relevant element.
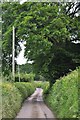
[15,41,27,65]
[15,41,33,65]
[72,40,80,44]
[20,0,27,4]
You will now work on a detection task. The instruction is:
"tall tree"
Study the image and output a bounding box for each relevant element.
[2,2,80,85]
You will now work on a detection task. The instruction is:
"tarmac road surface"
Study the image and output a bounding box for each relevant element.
[16,88,56,119]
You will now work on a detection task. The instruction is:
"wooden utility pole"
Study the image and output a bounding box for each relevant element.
[12,26,15,81]
[18,64,20,82]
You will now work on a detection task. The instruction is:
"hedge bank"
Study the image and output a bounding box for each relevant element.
[2,82,35,118]
[2,81,49,118]
[45,68,79,118]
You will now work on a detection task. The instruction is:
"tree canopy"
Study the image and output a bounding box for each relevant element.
[2,2,80,85]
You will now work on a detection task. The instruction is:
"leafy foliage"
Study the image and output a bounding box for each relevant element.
[34,81,49,94]
[2,82,22,118]
[45,68,79,118]
[15,73,35,82]
[2,2,80,84]
[2,80,50,118]
[2,82,35,118]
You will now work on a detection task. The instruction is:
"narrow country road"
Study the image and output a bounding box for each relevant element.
[15,88,56,119]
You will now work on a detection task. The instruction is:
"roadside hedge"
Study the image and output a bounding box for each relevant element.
[2,81,49,118]
[15,73,35,82]
[2,82,35,118]
[45,68,79,118]
[34,81,50,94]
[14,82,35,100]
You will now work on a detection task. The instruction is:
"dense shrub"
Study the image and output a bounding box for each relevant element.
[2,82,22,118]
[2,73,14,82]
[34,81,50,94]
[2,82,35,118]
[14,82,35,100]
[15,73,35,82]
[2,80,49,118]
[34,75,46,81]
[45,68,79,118]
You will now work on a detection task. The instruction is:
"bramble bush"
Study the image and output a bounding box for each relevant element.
[45,68,79,118]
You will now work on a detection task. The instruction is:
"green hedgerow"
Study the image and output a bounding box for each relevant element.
[2,82,36,118]
[45,68,79,118]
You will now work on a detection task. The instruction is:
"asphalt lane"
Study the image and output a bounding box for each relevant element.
[16,88,56,119]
